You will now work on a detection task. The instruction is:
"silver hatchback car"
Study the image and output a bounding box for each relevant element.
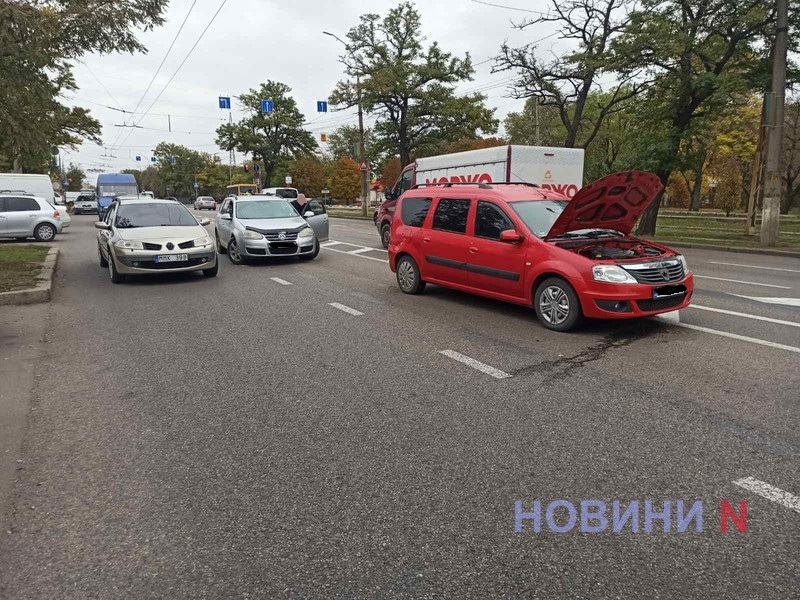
[214,196,329,264]
[0,193,63,241]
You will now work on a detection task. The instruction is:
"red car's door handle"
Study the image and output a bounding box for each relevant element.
[469,247,479,254]
[423,237,431,243]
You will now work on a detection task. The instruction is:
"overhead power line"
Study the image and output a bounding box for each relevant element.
[469,0,547,15]
[113,0,228,151]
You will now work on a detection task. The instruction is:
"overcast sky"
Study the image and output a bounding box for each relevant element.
[65,0,573,183]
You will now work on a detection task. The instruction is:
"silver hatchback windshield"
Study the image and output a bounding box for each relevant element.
[236,200,297,219]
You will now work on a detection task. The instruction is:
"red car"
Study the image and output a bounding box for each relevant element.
[388,171,693,332]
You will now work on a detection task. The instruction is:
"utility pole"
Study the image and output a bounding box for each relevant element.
[324,30,370,217]
[356,74,369,218]
[760,0,788,246]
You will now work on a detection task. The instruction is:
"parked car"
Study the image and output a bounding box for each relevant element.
[194,196,217,210]
[388,171,694,332]
[95,198,217,283]
[73,192,97,215]
[52,195,71,228]
[214,196,328,264]
[0,193,63,241]
[260,187,298,199]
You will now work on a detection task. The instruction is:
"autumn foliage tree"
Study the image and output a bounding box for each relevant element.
[329,157,361,202]
[380,158,402,190]
[288,158,327,197]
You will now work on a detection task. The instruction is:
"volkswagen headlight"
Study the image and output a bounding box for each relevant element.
[115,240,144,250]
[676,254,689,274]
[298,227,314,239]
[193,235,212,247]
[592,265,637,284]
[243,230,263,240]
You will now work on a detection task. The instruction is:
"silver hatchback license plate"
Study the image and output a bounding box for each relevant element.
[155,254,188,263]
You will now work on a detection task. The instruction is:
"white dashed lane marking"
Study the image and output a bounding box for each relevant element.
[709,261,800,274]
[270,277,292,286]
[733,477,800,514]
[695,275,791,289]
[328,302,364,316]
[439,350,511,379]
[688,305,800,327]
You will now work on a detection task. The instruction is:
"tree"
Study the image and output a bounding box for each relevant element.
[504,99,565,147]
[329,2,498,167]
[495,0,643,149]
[65,163,85,191]
[380,157,402,189]
[710,153,743,216]
[326,125,385,168]
[0,1,168,171]
[329,157,361,202]
[613,0,782,235]
[435,137,507,156]
[288,158,327,197]
[216,81,317,187]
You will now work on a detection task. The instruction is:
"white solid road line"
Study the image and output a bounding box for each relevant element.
[348,247,377,255]
[270,277,292,286]
[689,304,800,327]
[322,245,389,263]
[709,261,800,274]
[320,241,342,247]
[439,350,512,379]
[733,477,800,514]
[674,323,800,354]
[694,275,791,289]
[328,302,364,316]
[732,295,800,308]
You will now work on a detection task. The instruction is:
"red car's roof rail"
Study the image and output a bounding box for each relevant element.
[410,182,539,190]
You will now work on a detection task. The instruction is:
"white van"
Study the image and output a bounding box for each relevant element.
[260,187,299,199]
[0,173,55,199]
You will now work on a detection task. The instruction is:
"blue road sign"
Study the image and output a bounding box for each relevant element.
[317,100,328,113]
[261,99,274,113]
[169,156,176,165]
[135,155,141,162]
[253,164,260,173]
[151,157,157,163]
[193,182,199,189]
[219,96,231,109]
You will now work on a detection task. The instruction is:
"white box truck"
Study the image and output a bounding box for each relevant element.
[374,145,585,246]
[386,145,584,200]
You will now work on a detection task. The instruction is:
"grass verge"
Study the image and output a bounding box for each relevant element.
[0,245,50,293]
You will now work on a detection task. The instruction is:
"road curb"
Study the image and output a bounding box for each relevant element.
[651,240,800,258]
[328,212,373,221]
[0,247,59,306]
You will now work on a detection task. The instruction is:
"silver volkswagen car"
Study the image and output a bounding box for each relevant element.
[95,198,217,283]
[214,196,329,264]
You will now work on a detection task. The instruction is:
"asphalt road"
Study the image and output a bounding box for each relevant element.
[0,212,798,599]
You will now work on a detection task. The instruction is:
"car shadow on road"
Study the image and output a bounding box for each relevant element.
[415,284,673,340]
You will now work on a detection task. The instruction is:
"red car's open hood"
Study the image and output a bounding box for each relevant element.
[545,171,664,239]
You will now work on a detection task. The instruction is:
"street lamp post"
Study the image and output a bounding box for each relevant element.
[324,30,370,218]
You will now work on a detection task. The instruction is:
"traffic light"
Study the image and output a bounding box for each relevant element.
[244,164,250,172]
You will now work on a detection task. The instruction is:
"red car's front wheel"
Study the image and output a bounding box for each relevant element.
[534,277,583,332]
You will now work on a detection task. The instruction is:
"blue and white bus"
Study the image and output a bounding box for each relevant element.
[96,173,138,218]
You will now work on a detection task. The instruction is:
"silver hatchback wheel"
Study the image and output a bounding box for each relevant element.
[34,223,55,242]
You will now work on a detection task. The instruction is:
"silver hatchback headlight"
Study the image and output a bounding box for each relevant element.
[243,230,263,240]
[298,227,314,239]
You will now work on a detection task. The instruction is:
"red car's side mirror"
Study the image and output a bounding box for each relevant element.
[499,229,523,243]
